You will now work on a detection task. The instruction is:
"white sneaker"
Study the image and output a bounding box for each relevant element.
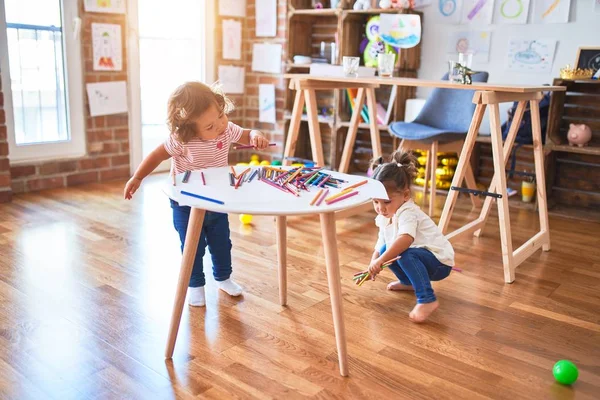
[188,286,206,307]
[217,279,243,296]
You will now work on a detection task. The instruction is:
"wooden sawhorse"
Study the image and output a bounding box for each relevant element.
[438,91,551,283]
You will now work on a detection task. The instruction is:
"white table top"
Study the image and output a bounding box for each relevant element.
[162,166,388,216]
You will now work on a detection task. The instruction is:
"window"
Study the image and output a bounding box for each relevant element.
[0,0,84,163]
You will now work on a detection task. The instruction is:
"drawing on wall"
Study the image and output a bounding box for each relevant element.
[86,81,128,117]
[259,84,276,124]
[433,0,463,24]
[84,0,125,14]
[251,43,282,74]
[222,19,242,60]
[460,0,494,25]
[532,0,571,23]
[379,14,421,48]
[494,0,530,24]
[92,23,122,71]
[218,65,245,94]
[447,31,491,62]
[256,0,277,37]
[506,39,557,73]
[219,0,246,17]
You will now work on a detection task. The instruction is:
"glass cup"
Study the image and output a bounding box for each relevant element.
[448,60,462,83]
[377,53,395,77]
[342,56,360,77]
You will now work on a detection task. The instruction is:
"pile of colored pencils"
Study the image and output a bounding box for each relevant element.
[257,166,346,197]
[229,166,259,189]
[353,256,401,286]
[310,178,368,207]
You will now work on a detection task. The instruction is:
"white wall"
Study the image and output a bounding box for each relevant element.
[415,0,600,132]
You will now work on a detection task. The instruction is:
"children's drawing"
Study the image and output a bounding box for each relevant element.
[379,14,421,49]
[92,23,122,71]
[222,20,242,60]
[532,0,571,23]
[86,81,128,117]
[258,84,276,124]
[495,0,530,24]
[84,0,125,13]
[434,0,463,24]
[460,0,493,25]
[447,31,491,62]
[506,39,557,73]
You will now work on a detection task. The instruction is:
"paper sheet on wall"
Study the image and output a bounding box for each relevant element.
[218,66,245,94]
[251,43,282,74]
[256,0,277,37]
[86,81,128,117]
[432,0,463,24]
[219,0,246,16]
[494,0,530,24]
[84,0,125,13]
[460,0,494,25]
[595,0,600,13]
[447,31,491,62]
[92,23,122,71]
[222,20,242,60]
[532,0,571,23]
[506,39,557,73]
[379,14,421,49]
[259,84,276,124]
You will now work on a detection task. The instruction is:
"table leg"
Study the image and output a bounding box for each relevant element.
[423,149,430,208]
[275,216,287,306]
[319,212,348,377]
[474,101,527,238]
[304,88,325,167]
[429,141,438,217]
[530,100,551,252]
[438,103,486,234]
[165,208,206,358]
[366,87,382,161]
[283,89,305,166]
[338,88,366,173]
[489,104,516,283]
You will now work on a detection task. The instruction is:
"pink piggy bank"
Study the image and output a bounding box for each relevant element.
[567,124,592,147]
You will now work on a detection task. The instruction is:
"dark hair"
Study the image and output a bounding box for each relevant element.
[370,150,418,192]
[167,81,234,143]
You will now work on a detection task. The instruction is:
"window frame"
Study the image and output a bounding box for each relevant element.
[0,0,85,164]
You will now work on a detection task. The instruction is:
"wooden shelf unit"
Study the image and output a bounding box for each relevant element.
[284,4,422,173]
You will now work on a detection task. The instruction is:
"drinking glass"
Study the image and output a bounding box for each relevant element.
[342,56,360,77]
[377,53,395,77]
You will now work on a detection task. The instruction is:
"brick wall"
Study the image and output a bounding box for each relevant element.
[5,1,129,200]
[222,0,288,164]
[0,72,10,203]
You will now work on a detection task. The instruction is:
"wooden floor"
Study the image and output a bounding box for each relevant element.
[1,174,599,399]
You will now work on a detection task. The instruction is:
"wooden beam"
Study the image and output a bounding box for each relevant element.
[480,91,543,105]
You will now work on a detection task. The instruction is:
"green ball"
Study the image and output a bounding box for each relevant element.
[271,160,282,166]
[553,360,578,385]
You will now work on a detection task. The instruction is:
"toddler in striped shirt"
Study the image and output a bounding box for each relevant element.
[124,82,270,306]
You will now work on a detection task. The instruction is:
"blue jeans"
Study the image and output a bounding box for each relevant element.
[380,245,451,304]
[170,199,232,287]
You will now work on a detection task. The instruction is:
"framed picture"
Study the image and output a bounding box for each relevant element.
[575,46,600,74]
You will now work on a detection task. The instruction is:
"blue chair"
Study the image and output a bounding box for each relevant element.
[389,72,489,216]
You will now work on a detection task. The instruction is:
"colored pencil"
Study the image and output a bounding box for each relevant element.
[310,189,324,206]
[315,189,329,206]
[182,170,191,183]
[343,179,368,191]
[326,190,358,205]
[260,177,293,195]
[180,190,224,205]
[234,143,277,150]
[201,171,206,185]
[229,173,235,186]
[318,175,330,187]
[248,169,258,182]
[234,174,243,189]
[324,188,353,202]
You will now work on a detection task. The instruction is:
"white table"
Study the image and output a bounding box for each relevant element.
[162,166,387,376]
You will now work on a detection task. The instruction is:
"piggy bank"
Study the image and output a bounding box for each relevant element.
[567,124,592,147]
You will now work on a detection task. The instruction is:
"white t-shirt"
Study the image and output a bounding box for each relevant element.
[374,200,455,266]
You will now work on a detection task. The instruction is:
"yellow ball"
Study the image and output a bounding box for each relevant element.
[239,214,253,225]
[250,154,260,162]
[260,160,270,166]
[249,160,260,166]
[236,162,249,167]
[291,163,304,168]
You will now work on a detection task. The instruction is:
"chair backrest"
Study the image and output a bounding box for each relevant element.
[414,72,489,133]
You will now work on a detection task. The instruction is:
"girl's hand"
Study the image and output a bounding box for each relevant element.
[250,130,269,149]
[124,177,142,200]
[368,258,383,279]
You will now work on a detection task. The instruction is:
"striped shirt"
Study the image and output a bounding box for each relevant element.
[164,122,244,174]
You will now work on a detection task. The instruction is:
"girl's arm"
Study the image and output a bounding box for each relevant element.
[368,234,414,276]
[124,144,170,199]
[238,129,270,149]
